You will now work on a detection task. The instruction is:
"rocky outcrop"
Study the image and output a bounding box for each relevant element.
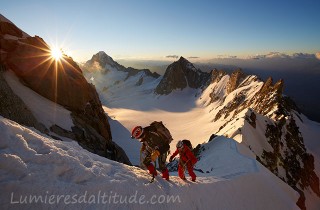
[155,57,210,94]
[135,77,143,86]
[251,77,284,116]
[245,109,256,128]
[210,69,227,83]
[0,15,131,165]
[226,69,246,94]
[259,115,319,210]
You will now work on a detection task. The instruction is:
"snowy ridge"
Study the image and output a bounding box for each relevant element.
[0,116,299,209]
[196,136,259,178]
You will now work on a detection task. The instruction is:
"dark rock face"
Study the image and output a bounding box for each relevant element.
[210,69,227,83]
[226,69,246,94]
[155,57,210,94]
[135,77,143,86]
[245,110,256,128]
[259,116,319,210]
[0,16,131,165]
[252,78,284,116]
[155,62,187,94]
[0,20,23,38]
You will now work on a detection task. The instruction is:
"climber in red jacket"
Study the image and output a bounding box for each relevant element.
[169,140,197,182]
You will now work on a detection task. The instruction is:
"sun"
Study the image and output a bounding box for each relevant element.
[51,47,63,61]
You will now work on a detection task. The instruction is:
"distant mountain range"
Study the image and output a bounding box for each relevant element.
[115,55,320,122]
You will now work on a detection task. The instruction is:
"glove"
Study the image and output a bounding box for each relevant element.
[169,156,174,162]
[151,150,160,162]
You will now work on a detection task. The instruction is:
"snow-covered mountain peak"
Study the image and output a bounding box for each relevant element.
[84,51,119,71]
[83,51,159,79]
[97,51,115,64]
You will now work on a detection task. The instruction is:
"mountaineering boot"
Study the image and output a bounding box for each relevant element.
[162,168,169,180]
[147,164,157,176]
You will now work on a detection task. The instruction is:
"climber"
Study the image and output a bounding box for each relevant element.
[131,125,170,181]
[169,140,197,182]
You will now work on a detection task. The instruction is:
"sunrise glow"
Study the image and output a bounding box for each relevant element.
[51,47,63,61]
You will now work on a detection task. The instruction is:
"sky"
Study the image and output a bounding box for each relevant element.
[2,0,320,62]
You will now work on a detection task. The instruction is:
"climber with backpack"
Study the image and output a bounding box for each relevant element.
[131,122,172,182]
[169,140,198,182]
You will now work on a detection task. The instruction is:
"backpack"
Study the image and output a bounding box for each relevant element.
[182,139,193,151]
[146,121,173,145]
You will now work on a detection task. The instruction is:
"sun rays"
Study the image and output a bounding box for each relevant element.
[51,47,63,61]
[17,38,83,107]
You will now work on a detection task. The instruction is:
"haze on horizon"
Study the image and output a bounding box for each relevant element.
[2,0,320,63]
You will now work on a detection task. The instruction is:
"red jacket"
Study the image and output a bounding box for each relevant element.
[171,145,197,165]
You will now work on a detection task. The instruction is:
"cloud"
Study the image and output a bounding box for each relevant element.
[248,54,266,60]
[217,55,237,59]
[265,52,289,58]
[81,61,103,72]
[188,56,199,59]
[166,55,179,59]
[248,52,287,59]
[247,52,319,60]
[292,53,315,59]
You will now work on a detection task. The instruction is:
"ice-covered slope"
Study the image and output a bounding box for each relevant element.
[85,55,320,209]
[103,87,214,164]
[0,116,299,209]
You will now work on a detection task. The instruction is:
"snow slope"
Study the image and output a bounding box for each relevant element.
[91,71,266,166]
[103,88,214,165]
[0,116,299,209]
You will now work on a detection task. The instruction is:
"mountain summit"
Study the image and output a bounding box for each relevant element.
[155,57,210,94]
